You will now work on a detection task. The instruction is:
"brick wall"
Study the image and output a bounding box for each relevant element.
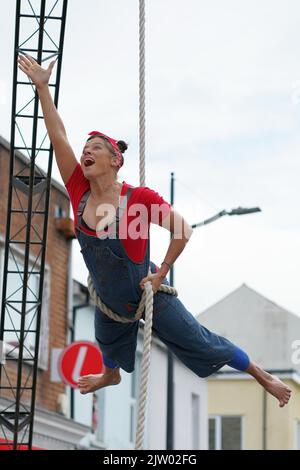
[0,140,73,413]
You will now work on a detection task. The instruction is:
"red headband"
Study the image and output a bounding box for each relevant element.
[88,131,124,169]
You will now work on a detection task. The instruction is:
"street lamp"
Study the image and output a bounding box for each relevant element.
[166,172,261,450]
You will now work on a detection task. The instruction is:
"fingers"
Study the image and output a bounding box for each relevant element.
[18,53,35,67]
[140,279,150,290]
[139,277,147,288]
[140,278,159,294]
[140,276,155,285]
[24,53,35,64]
[48,60,56,73]
[17,62,27,75]
[17,54,34,75]
[17,55,28,70]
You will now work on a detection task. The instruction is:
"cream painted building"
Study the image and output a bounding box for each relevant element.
[197,284,300,450]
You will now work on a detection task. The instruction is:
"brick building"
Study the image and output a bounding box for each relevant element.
[0,135,89,449]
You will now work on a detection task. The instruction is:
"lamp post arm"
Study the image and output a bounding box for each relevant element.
[191,210,227,229]
[191,206,261,229]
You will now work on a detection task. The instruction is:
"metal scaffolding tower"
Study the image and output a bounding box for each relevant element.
[0,0,68,449]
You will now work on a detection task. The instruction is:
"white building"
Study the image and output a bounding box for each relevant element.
[197,283,300,374]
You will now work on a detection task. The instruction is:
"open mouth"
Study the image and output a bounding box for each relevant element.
[84,158,95,167]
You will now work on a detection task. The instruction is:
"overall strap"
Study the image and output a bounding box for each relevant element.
[116,187,134,220]
[115,186,134,235]
[76,186,135,234]
[76,189,91,229]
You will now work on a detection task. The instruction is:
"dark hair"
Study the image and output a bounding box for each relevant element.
[116,140,128,153]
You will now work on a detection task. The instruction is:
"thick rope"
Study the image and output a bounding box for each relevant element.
[134,278,153,449]
[87,272,177,324]
[139,0,146,189]
[136,0,150,450]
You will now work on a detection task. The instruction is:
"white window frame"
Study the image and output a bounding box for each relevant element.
[129,351,142,448]
[96,388,106,445]
[209,415,244,450]
[295,420,300,450]
[191,392,200,450]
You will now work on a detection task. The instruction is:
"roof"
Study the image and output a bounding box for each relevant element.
[197,283,299,321]
[197,283,300,372]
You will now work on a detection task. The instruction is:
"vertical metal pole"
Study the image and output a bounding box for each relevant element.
[14,0,46,450]
[25,0,48,449]
[0,0,20,388]
[166,172,175,450]
[28,0,69,449]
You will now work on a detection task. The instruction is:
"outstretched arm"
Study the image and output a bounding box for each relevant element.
[18,54,77,184]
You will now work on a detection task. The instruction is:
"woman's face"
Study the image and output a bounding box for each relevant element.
[80,137,117,177]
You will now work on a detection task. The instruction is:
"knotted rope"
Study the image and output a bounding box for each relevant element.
[88,272,177,325]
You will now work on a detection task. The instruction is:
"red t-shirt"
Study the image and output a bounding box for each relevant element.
[65,163,172,263]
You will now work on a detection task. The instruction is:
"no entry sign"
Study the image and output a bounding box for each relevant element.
[58,341,104,388]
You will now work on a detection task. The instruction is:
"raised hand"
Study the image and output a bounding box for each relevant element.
[17,53,56,89]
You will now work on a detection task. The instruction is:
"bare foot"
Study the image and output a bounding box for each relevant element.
[262,375,292,408]
[246,362,292,408]
[77,369,121,395]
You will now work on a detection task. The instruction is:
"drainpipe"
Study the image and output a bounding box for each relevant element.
[59,211,90,420]
[55,210,92,419]
[69,291,90,420]
[67,234,74,343]
[66,230,74,419]
[262,389,267,450]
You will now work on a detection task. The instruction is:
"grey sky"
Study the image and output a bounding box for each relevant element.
[1,0,299,317]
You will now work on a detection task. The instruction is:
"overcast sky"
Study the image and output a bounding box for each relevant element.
[1,0,300,319]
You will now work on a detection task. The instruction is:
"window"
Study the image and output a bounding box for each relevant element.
[73,304,96,428]
[96,389,105,443]
[0,247,50,370]
[191,393,200,449]
[209,417,217,450]
[129,351,142,445]
[209,416,242,450]
[296,421,300,450]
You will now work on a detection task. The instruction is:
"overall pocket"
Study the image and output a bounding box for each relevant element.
[80,242,139,316]
[94,245,129,281]
[80,244,90,254]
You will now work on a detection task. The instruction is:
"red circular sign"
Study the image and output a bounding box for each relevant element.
[58,341,104,388]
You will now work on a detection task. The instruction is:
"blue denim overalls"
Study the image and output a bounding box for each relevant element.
[75,185,238,376]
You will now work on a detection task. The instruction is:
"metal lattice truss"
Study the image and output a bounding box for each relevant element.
[0,0,68,450]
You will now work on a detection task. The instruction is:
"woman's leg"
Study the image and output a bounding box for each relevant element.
[152,292,292,407]
[225,345,292,407]
[102,354,120,369]
[151,292,237,378]
[227,345,250,370]
[243,362,292,407]
[78,364,121,395]
[77,307,138,394]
